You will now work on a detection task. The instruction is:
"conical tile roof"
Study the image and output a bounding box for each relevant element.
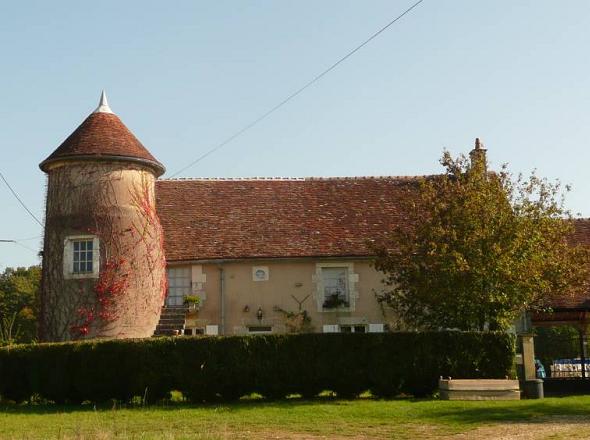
[40,92,165,176]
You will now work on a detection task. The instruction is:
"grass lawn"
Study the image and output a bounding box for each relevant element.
[1,396,590,439]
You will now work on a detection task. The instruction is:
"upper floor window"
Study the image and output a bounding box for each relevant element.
[321,267,350,310]
[63,236,100,279]
[314,262,358,312]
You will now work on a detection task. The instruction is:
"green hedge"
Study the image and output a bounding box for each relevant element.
[0,332,514,403]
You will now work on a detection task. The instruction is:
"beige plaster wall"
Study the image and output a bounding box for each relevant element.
[175,259,396,335]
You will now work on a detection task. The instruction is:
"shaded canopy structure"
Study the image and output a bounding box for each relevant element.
[531,219,590,382]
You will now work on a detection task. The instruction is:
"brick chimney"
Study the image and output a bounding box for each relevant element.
[469,137,487,172]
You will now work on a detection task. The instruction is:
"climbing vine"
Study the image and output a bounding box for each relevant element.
[273,306,313,333]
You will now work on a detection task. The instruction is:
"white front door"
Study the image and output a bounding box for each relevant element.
[167,267,191,306]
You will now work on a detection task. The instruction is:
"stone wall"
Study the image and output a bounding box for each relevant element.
[172,259,397,335]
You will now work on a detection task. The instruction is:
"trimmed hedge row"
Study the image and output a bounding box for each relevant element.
[0,332,514,403]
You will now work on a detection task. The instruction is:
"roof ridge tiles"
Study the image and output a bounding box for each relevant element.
[159,175,432,182]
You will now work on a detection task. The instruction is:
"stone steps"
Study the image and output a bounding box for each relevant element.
[158,316,186,323]
[157,322,185,329]
[153,306,188,336]
[154,328,180,336]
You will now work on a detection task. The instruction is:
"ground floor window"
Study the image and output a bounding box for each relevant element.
[183,327,205,336]
[248,326,273,334]
[323,324,383,333]
[340,325,366,333]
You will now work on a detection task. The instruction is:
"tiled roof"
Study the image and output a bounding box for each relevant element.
[156,177,422,262]
[571,219,590,248]
[548,219,590,310]
[40,112,165,176]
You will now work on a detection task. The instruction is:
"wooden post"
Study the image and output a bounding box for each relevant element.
[579,329,587,380]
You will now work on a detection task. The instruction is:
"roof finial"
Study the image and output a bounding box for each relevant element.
[475,137,482,150]
[93,90,114,114]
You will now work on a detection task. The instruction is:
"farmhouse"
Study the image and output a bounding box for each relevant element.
[156,176,410,336]
[38,93,590,341]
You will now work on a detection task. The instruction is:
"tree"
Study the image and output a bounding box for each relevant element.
[373,142,590,331]
[0,265,41,344]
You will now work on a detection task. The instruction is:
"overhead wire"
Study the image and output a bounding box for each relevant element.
[0,170,43,227]
[14,235,43,242]
[169,0,425,177]
[13,241,39,255]
[0,239,38,255]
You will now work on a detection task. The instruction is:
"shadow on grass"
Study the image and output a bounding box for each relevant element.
[1,395,589,426]
[0,394,358,415]
[417,398,590,426]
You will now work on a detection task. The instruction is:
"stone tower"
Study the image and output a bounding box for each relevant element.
[39,92,167,341]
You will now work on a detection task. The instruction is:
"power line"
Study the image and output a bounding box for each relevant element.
[0,239,38,254]
[13,241,39,254]
[169,0,425,177]
[0,170,43,227]
[13,235,42,241]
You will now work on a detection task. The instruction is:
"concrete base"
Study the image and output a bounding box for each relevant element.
[439,379,521,401]
[521,379,544,399]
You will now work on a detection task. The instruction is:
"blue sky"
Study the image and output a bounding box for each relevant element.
[1,0,589,270]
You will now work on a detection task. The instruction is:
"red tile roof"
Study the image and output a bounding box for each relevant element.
[156,177,421,262]
[571,219,590,248]
[547,219,590,310]
[40,112,165,176]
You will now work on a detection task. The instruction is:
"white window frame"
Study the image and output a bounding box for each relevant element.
[63,235,100,279]
[252,266,269,282]
[368,323,385,333]
[313,262,359,312]
[322,324,340,333]
[205,325,219,335]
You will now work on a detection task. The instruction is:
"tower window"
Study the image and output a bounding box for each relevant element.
[63,235,100,279]
[72,239,94,273]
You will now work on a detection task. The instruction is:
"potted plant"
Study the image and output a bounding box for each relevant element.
[322,293,349,310]
[183,295,201,312]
